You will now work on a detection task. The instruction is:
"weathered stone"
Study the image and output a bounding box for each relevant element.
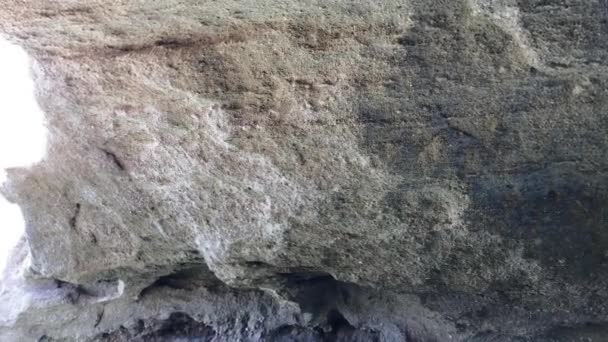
[0,0,607,340]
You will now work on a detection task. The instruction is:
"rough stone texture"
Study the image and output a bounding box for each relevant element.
[0,0,607,341]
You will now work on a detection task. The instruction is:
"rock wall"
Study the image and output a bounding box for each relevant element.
[0,0,607,341]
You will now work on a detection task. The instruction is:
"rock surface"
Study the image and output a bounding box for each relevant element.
[0,0,607,340]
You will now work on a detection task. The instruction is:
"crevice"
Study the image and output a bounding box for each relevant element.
[100,148,125,171]
[55,279,89,304]
[94,308,104,328]
[137,265,221,300]
[55,279,124,305]
[68,203,81,230]
[100,26,261,56]
[143,312,216,341]
[153,38,198,49]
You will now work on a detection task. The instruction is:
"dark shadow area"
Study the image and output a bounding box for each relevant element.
[137,264,223,300]
[268,309,380,342]
[94,312,215,342]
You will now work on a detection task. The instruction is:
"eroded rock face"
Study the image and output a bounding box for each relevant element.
[0,0,607,341]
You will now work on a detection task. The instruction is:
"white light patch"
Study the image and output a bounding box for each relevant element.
[0,38,47,275]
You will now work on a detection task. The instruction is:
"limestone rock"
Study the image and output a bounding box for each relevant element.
[0,0,607,341]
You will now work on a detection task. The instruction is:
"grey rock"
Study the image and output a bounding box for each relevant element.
[0,0,607,340]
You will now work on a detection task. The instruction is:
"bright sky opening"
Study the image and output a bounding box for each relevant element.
[0,37,47,275]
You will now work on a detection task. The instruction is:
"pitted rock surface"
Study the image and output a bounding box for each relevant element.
[0,1,607,341]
